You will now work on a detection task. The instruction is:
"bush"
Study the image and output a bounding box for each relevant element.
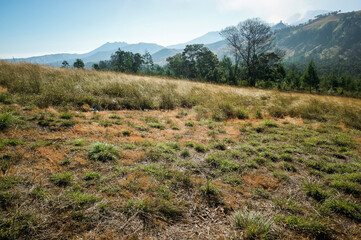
[50,172,74,186]
[88,142,120,162]
[233,209,273,240]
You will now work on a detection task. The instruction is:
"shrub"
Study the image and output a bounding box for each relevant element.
[50,172,74,186]
[233,209,273,240]
[88,142,120,162]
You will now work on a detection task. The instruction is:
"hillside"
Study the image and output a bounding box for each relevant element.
[0,62,361,239]
[275,11,361,76]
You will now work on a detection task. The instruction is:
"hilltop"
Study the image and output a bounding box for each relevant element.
[0,62,360,239]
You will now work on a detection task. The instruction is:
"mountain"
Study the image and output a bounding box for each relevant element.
[275,10,361,75]
[86,42,128,56]
[4,10,361,75]
[272,21,288,31]
[286,10,329,25]
[152,48,182,65]
[6,42,165,67]
[167,31,222,49]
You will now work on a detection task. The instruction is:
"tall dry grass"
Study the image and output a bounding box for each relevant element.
[1,61,361,129]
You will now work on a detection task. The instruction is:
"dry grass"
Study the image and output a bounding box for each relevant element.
[0,62,361,239]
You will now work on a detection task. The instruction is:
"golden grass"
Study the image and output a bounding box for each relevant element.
[1,61,361,129]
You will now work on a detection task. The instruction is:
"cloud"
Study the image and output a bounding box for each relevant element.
[217,0,313,23]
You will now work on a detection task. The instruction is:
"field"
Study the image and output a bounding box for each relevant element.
[0,62,361,239]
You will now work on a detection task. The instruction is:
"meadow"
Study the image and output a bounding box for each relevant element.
[0,62,360,239]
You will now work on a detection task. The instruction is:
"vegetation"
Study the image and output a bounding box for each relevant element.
[0,61,360,238]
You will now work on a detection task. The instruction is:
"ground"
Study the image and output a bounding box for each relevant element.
[0,103,360,239]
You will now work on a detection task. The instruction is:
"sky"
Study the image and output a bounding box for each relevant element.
[0,0,360,58]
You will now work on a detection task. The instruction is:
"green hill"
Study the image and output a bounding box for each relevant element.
[276,11,361,76]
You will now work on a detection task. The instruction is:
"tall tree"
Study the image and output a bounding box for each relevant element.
[73,59,85,69]
[221,18,274,86]
[302,60,320,93]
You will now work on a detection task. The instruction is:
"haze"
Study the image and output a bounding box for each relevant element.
[0,0,360,58]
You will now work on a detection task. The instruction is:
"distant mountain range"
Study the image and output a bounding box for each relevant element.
[3,10,361,76]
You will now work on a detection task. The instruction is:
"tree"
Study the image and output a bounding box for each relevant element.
[302,60,320,93]
[142,51,154,73]
[110,49,143,73]
[61,60,69,68]
[286,65,301,90]
[92,63,99,70]
[221,18,274,86]
[73,59,85,69]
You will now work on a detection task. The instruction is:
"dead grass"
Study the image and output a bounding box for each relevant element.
[0,62,361,239]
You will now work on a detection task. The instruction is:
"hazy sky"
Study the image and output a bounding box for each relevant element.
[0,0,360,58]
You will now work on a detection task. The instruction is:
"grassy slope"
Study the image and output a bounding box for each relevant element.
[0,62,360,239]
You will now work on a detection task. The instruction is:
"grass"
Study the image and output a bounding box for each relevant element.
[0,112,15,130]
[285,215,330,238]
[303,181,330,201]
[233,209,273,240]
[50,172,74,186]
[88,142,120,162]
[323,198,361,222]
[0,62,361,239]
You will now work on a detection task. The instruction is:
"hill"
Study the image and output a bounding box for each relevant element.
[275,11,361,76]
[5,42,165,67]
[167,31,223,49]
[0,62,361,239]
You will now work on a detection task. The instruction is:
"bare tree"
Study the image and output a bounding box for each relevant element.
[220,18,274,86]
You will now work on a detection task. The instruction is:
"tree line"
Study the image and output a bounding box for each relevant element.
[63,18,361,97]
